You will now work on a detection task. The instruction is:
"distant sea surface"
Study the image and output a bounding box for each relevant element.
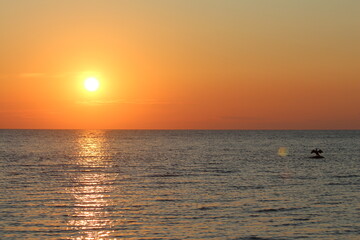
[0,130,359,239]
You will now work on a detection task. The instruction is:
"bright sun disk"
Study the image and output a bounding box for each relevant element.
[84,77,99,92]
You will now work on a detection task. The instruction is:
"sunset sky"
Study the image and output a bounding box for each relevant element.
[1,0,359,129]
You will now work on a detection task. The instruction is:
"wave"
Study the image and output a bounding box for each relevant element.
[255,207,307,213]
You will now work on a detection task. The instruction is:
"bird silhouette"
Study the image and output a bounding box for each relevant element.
[310,148,324,158]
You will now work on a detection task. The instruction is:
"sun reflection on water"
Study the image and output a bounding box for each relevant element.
[67,130,117,239]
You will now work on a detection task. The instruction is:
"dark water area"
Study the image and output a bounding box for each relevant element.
[0,130,359,239]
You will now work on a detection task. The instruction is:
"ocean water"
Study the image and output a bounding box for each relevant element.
[0,130,359,240]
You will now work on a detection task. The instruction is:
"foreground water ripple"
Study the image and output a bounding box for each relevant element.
[1,130,359,239]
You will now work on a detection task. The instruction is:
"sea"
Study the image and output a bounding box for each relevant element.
[0,130,359,240]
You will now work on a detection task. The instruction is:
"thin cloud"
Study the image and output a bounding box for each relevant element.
[77,99,182,106]
[0,71,78,80]
[0,74,12,80]
[0,109,60,119]
[219,115,264,121]
[19,73,46,78]
[0,72,57,80]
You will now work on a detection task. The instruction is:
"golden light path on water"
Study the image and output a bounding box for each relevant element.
[67,130,117,239]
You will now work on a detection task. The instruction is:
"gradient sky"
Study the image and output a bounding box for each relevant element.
[1,0,359,129]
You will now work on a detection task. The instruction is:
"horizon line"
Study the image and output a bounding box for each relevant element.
[1,128,359,131]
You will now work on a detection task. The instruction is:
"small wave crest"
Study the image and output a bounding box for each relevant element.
[255,206,306,213]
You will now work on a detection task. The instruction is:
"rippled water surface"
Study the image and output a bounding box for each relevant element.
[0,130,359,239]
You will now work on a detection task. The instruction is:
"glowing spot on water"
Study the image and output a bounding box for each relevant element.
[278,147,288,157]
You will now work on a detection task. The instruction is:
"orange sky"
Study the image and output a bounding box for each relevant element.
[1,0,359,129]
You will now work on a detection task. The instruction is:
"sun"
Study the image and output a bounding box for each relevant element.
[84,77,100,92]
